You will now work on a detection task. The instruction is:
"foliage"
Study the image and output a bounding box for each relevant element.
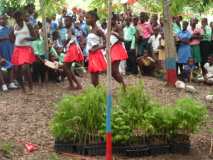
[141,98,208,136]
[50,86,106,144]
[0,141,13,158]
[89,0,124,20]
[0,0,35,14]
[51,81,208,145]
[38,0,66,18]
[117,81,152,130]
[99,106,132,144]
[174,98,208,134]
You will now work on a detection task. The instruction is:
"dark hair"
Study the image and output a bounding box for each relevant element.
[87,10,99,21]
[64,15,73,22]
[13,11,23,20]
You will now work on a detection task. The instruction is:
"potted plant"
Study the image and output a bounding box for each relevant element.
[169,98,208,154]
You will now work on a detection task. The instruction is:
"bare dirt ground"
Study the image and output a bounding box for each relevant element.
[0,75,212,160]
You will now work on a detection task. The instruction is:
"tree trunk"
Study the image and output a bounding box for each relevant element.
[39,0,49,54]
[163,0,177,86]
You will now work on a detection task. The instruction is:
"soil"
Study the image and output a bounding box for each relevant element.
[0,74,212,160]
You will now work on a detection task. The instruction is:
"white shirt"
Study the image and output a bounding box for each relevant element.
[148,34,161,53]
[14,22,31,46]
[204,63,213,78]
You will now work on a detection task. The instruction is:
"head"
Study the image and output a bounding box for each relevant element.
[190,18,197,28]
[153,27,159,35]
[52,31,60,41]
[79,13,84,22]
[201,18,208,26]
[86,10,99,26]
[125,17,131,26]
[101,21,107,30]
[133,16,138,26]
[182,21,189,30]
[140,12,149,23]
[143,50,149,57]
[14,11,24,25]
[37,21,42,29]
[64,16,73,28]
[0,15,7,26]
[27,4,35,15]
[187,57,194,65]
[111,13,118,26]
[151,14,158,26]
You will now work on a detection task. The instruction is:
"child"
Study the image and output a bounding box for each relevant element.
[31,25,47,83]
[182,57,196,82]
[0,14,18,91]
[203,56,213,85]
[63,16,83,90]
[158,32,166,69]
[11,11,37,92]
[86,10,107,86]
[110,14,128,90]
[137,50,156,76]
[177,21,192,78]
[148,27,161,59]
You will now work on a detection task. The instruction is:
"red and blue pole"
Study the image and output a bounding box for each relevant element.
[105,0,113,160]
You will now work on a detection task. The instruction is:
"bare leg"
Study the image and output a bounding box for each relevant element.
[23,64,33,90]
[64,63,77,90]
[0,70,5,85]
[112,61,126,91]
[17,66,25,92]
[91,73,99,87]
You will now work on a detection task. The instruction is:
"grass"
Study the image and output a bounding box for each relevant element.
[0,140,14,158]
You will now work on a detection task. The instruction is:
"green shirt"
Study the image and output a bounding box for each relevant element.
[32,39,45,56]
[173,23,181,35]
[202,25,212,41]
[123,25,136,49]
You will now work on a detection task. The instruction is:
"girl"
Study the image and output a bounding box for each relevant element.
[188,18,202,66]
[177,21,192,79]
[11,11,37,92]
[63,16,83,90]
[110,14,128,90]
[86,10,107,86]
[0,14,17,91]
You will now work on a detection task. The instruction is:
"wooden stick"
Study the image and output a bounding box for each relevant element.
[105,0,113,160]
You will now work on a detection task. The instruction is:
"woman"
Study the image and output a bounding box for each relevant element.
[63,16,83,90]
[86,10,107,86]
[11,11,37,92]
[188,18,202,66]
[110,14,128,90]
[0,14,17,91]
[177,21,192,78]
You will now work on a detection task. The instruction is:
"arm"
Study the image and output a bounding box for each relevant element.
[25,24,38,41]
[112,24,124,42]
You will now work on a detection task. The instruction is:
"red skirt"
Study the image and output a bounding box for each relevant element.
[88,49,107,73]
[64,43,84,63]
[110,42,128,63]
[12,46,36,65]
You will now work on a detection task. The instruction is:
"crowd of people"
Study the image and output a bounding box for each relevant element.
[0,4,213,93]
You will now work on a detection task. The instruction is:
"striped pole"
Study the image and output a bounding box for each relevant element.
[163,0,177,86]
[105,0,113,159]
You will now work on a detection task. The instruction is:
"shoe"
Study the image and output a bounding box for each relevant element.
[8,82,18,89]
[2,84,8,92]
